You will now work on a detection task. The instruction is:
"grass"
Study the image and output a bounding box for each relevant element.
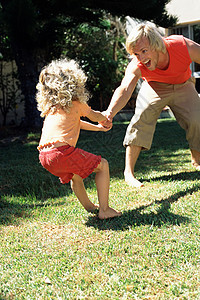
[0,118,200,299]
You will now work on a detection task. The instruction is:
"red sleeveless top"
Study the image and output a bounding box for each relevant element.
[137,35,192,84]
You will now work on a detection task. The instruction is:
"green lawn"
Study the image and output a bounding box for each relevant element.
[0,119,200,299]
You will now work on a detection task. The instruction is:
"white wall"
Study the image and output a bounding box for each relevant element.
[166,0,200,24]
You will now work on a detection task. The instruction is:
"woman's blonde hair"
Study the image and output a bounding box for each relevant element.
[36,58,90,117]
[126,23,166,55]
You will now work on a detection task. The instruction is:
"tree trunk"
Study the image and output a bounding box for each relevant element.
[11,42,42,129]
[0,0,42,129]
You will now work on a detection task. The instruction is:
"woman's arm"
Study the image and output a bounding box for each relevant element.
[86,109,108,123]
[105,61,141,120]
[185,37,200,64]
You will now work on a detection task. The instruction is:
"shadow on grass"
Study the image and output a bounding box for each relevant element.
[0,197,69,225]
[85,183,199,231]
[146,170,200,183]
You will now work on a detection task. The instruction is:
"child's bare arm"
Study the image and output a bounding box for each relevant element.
[80,120,112,132]
[87,109,108,123]
[87,109,112,129]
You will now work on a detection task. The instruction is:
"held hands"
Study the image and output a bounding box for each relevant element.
[99,110,113,131]
[97,123,112,132]
[85,109,112,132]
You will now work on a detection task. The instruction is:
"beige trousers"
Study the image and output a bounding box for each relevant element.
[123,77,200,151]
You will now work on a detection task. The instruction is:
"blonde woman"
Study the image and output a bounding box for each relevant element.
[104,23,200,187]
[36,58,121,219]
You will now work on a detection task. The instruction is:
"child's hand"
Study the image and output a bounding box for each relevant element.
[99,117,112,129]
[97,123,112,132]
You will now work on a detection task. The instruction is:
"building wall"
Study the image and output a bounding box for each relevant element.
[166,0,200,25]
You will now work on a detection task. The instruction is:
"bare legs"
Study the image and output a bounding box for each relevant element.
[70,174,98,212]
[190,149,200,171]
[124,145,144,188]
[123,147,200,190]
[71,147,200,217]
[71,158,121,219]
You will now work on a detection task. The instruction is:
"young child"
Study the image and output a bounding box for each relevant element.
[36,58,121,219]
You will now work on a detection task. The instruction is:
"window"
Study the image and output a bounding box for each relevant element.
[193,25,200,72]
[171,26,189,37]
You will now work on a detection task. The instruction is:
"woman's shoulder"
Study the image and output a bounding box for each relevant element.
[164,35,185,47]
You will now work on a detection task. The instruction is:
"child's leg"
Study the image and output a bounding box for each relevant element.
[94,158,121,219]
[70,174,98,212]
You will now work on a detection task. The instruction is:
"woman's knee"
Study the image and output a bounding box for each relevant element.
[190,113,200,126]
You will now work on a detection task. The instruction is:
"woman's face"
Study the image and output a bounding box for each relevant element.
[133,36,159,71]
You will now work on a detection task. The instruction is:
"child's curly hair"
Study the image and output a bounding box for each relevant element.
[36,58,90,117]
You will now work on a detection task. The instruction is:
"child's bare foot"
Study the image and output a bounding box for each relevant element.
[98,207,122,219]
[124,173,144,188]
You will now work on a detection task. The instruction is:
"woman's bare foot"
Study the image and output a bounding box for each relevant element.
[191,160,200,171]
[194,164,200,171]
[86,204,99,213]
[98,207,122,219]
[191,149,200,171]
[124,172,144,188]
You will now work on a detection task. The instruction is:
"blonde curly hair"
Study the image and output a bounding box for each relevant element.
[36,58,90,117]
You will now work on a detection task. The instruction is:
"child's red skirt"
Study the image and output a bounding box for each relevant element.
[39,145,101,184]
